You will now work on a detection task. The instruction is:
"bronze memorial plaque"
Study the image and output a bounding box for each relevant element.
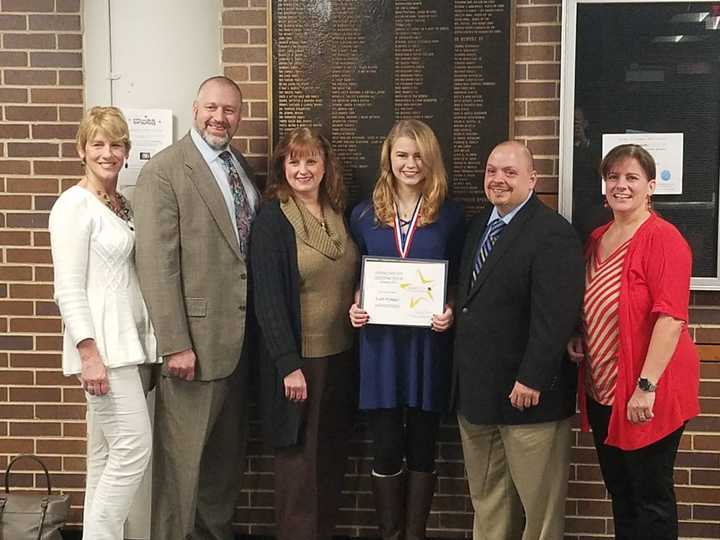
[271,0,513,215]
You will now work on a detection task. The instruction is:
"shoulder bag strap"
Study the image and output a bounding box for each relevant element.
[4,454,52,495]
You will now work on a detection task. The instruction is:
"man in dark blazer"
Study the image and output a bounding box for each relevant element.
[453,141,584,540]
[134,76,259,540]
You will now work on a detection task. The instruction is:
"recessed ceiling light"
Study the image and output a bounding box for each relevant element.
[652,35,684,43]
[670,12,709,23]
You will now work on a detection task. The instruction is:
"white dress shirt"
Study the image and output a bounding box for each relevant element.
[49,186,159,375]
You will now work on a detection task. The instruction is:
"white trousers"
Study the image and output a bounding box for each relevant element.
[82,365,152,540]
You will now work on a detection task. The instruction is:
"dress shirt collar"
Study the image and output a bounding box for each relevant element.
[190,127,229,165]
[488,190,534,226]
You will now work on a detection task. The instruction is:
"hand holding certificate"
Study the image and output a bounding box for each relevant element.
[360,256,448,327]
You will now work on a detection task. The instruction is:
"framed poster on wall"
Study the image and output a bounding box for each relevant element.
[559,1,720,289]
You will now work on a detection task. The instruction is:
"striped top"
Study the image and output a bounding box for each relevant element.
[582,238,631,405]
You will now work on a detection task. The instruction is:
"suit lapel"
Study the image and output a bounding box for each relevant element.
[458,211,490,302]
[180,134,243,260]
[465,195,540,301]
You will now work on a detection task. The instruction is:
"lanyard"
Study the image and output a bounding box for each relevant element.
[393,197,422,258]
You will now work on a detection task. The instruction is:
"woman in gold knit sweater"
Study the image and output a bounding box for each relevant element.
[249,127,359,540]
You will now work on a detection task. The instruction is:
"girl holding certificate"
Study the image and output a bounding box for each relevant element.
[349,119,464,540]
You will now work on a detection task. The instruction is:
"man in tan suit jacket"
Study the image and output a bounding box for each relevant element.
[134,76,259,540]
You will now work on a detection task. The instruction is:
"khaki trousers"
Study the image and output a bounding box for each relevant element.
[151,364,248,540]
[458,415,572,540]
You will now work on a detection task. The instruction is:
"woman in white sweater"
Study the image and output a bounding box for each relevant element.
[49,107,159,540]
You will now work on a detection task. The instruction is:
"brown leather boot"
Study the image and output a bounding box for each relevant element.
[372,469,406,540]
[405,470,436,540]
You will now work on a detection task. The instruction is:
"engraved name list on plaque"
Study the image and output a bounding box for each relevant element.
[271,0,513,215]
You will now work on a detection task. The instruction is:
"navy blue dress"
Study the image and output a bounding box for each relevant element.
[350,199,465,412]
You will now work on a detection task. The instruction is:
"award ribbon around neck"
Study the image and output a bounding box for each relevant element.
[393,197,422,259]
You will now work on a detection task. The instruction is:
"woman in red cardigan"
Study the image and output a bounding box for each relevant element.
[567,144,700,540]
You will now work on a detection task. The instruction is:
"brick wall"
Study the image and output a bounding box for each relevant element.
[0,0,718,538]
[225,2,720,539]
[0,0,86,525]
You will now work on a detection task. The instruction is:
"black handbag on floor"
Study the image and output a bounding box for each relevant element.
[0,454,71,540]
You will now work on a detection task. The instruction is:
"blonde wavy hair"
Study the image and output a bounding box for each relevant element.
[266,127,345,212]
[76,106,131,155]
[372,119,447,226]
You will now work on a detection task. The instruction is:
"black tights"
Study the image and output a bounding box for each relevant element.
[368,407,440,475]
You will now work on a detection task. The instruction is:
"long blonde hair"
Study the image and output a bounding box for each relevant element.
[372,119,447,226]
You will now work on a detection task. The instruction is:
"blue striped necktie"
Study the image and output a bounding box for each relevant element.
[471,218,506,285]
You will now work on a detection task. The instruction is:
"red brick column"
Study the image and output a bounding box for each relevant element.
[0,0,86,524]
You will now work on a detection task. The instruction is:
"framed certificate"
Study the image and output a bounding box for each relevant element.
[360,256,448,327]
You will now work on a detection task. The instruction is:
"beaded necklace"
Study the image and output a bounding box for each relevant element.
[84,178,134,230]
[97,189,134,230]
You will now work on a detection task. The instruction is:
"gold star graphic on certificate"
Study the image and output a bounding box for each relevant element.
[400,270,436,309]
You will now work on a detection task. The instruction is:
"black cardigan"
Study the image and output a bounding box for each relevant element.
[249,199,305,448]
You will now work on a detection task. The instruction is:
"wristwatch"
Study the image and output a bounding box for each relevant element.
[637,377,657,392]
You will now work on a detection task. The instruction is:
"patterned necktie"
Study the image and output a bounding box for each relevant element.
[219,151,253,257]
[471,218,506,286]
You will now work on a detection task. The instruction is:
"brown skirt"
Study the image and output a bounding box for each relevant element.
[274,349,357,540]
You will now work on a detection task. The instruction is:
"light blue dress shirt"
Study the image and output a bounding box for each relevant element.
[478,190,534,247]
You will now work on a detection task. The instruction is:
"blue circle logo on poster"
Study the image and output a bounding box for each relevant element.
[661,169,671,182]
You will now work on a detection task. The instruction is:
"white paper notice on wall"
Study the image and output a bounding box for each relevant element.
[601,132,684,195]
[118,108,173,190]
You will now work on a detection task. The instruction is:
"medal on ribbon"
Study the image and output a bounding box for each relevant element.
[393,197,422,259]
